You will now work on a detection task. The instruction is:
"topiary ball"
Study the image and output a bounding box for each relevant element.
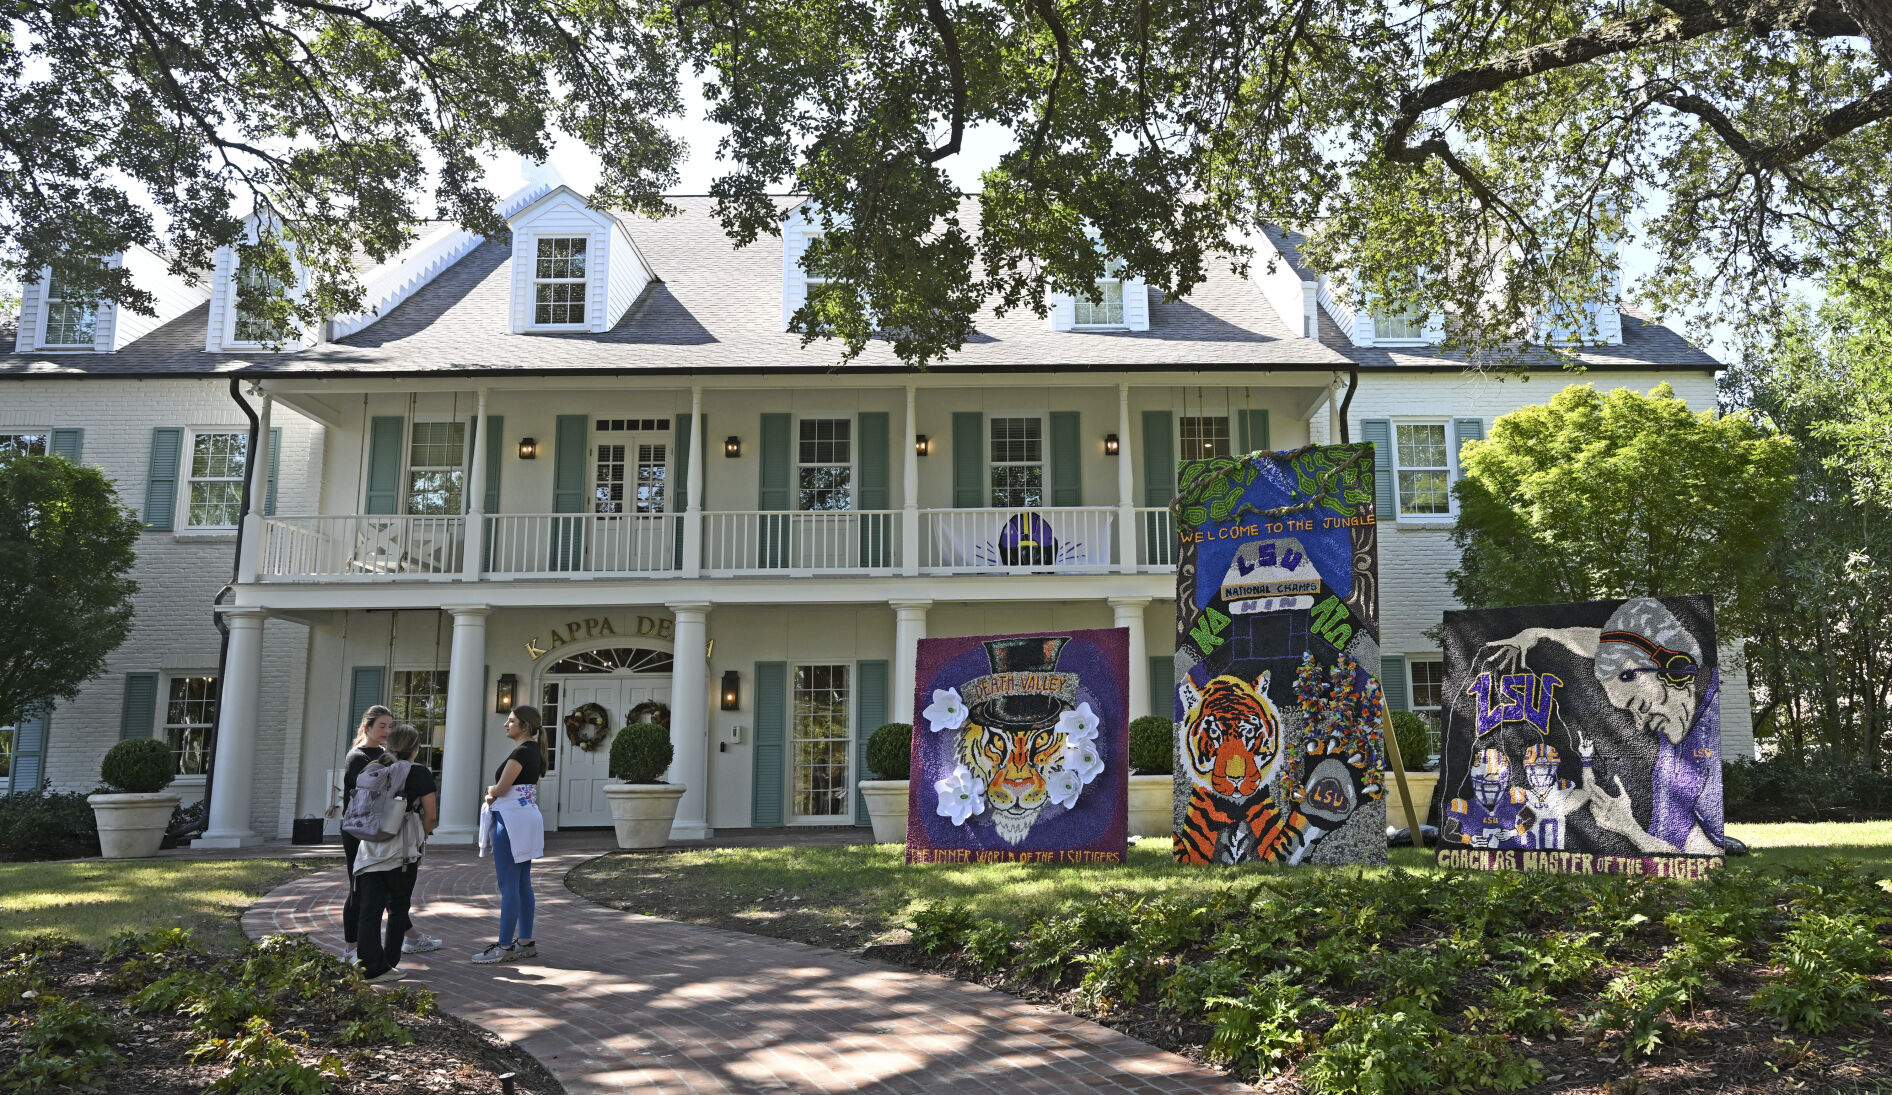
[1128,716,1175,775]
[610,722,674,783]
[1388,711,1435,771]
[864,723,913,781]
[100,738,176,794]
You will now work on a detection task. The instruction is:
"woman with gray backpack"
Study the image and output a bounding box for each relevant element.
[346,723,438,982]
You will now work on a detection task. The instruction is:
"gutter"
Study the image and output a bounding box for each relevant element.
[1338,366,1359,445]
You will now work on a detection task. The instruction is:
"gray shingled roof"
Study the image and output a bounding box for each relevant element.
[2,197,1716,378]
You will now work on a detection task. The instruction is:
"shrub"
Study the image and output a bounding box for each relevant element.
[3,996,122,1094]
[99,738,175,794]
[1388,711,1433,770]
[609,722,673,783]
[0,790,101,860]
[908,901,977,954]
[1128,716,1173,775]
[863,722,912,781]
[192,1016,346,1095]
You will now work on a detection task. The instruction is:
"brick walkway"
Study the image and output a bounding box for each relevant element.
[244,845,1252,1095]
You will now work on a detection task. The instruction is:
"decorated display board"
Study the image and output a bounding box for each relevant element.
[907,628,1129,864]
[1437,596,1726,878]
[1171,444,1388,866]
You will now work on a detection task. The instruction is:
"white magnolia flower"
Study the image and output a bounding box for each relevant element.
[1062,735,1106,785]
[923,687,970,733]
[1055,701,1101,743]
[933,763,986,826]
[1045,766,1083,809]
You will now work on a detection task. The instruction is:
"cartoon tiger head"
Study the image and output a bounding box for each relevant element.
[1179,672,1282,801]
[957,720,1066,845]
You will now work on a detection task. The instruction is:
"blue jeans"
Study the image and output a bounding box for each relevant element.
[492,811,535,946]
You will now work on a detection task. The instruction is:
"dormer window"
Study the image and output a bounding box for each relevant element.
[1073,259,1126,327]
[534,237,588,326]
[232,262,289,344]
[1373,310,1427,342]
[41,267,97,347]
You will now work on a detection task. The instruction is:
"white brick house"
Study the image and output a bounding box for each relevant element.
[1,191,1748,845]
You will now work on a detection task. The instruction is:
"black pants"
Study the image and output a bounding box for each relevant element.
[355,865,417,978]
[343,834,362,944]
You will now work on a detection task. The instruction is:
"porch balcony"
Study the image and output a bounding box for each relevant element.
[256,506,1182,582]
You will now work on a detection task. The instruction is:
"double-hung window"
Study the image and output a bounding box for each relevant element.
[1409,657,1445,757]
[534,237,588,326]
[406,422,467,516]
[989,417,1044,507]
[42,267,97,347]
[1392,423,1452,516]
[1373,310,1427,342]
[0,433,49,457]
[186,431,248,529]
[391,670,449,772]
[1073,258,1126,326]
[164,676,218,776]
[797,418,852,511]
[1179,416,1231,459]
[232,262,289,344]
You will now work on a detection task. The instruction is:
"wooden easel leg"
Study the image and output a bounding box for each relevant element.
[1380,706,1426,847]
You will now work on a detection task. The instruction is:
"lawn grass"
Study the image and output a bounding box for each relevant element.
[0,858,323,950]
[1727,819,1892,872]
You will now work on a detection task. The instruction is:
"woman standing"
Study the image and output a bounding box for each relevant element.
[353,723,438,982]
[473,706,545,964]
[342,705,442,962]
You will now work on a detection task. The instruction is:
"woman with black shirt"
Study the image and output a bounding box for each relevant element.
[340,705,393,962]
[473,705,545,964]
[353,723,438,982]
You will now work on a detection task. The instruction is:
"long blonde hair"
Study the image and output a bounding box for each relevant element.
[353,705,395,749]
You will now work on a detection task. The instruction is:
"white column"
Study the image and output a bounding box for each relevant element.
[890,599,932,723]
[461,388,490,581]
[901,384,920,578]
[1109,597,1152,718]
[198,607,267,848]
[682,386,705,578]
[433,605,491,844]
[1116,382,1136,574]
[667,601,713,839]
[236,395,272,584]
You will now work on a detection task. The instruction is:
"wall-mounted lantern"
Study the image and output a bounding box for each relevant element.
[1104,433,1121,456]
[915,434,930,457]
[724,436,742,458]
[517,438,539,460]
[720,669,741,711]
[495,672,518,713]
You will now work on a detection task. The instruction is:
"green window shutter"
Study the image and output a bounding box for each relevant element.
[142,427,183,530]
[363,416,405,515]
[264,426,282,516]
[857,412,891,568]
[120,672,159,741]
[1049,411,1081,506]
[854,660,889,825]
[758,413,790,568]
[483,415,504,513]
[1452,417,1486,475]
[1150,656,1171,722]
[11,705,50,792]
[1140,410,1175,506]
[348,666,386,727]
[752,661,787,826]
[1238,410,1271,455]
[49,428,83,462]
[951,411,984,507]
[1382,654,1409,713]
[670,413,699,569]
[1360,418,1395,519]
[551,414,588,570]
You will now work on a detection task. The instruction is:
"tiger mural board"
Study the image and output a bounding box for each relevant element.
[1172,443,1389,867]
[906,627,1130,864]
[1436,596,1726,877]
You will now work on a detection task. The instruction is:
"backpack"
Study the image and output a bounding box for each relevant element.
[341,757,414,842]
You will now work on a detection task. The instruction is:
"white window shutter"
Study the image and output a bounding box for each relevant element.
[1049,293,1076,331]
[1124,278,1150,331]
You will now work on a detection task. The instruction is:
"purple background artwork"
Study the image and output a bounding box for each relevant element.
[906,627,1129,864]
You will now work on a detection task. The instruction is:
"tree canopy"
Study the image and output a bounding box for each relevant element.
[1447,383,1795,639]
[0,452,142,728]
[8,1,1890,366]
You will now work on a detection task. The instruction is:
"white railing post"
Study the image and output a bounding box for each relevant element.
[462,387,489,582]
[1116,382,1136,573]
[902,384,920,577]
[682,386,704,578]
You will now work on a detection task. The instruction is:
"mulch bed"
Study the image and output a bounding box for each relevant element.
[2,941,563,1095]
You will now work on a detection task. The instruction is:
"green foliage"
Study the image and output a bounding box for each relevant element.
[0,454,141,727]
[192,1016,346,1095]
[1462,981,1562,1037]
[863,722,912,781]
[1448,384,1795,637]
[1387,711,1433,771]
[0,935,72,1006]
[3,996,122,1093]
[1505,930,1605,991]
[0,791,100,861]
[99,737,176,794]
[609,721,673,783]
[1127,716,1174,775]
[1753,912,1887,1034]
[1160,956,1248,1018]
[907,901,977,955]
[1204,972,1323,1075]
[963,920,1014,972]
[1583,968,1690,1063]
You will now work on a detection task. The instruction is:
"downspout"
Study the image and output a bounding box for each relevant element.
[1337,366,1359,445]
[184,378,260,838]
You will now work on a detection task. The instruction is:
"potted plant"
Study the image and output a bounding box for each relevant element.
[600,721,686,849]
[87,739,181,859]
[857,722,912,843]
[1384,711,1438,832]
[1127,716,1175,839]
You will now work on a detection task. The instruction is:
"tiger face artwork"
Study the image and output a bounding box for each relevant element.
[1174,672,1307,864]
[957,720,1066,844]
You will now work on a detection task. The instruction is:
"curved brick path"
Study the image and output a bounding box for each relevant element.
[244,845,1253,1095]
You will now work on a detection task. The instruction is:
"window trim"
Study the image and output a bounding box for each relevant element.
[793,414,856,513]
[1387,417,1460,522]
[389,667,453,773]
[1070,257,1128,330]
[36,265,100,350]
[1176,413,1234,461]
[987,412,1049,509]
[222,257,296,348]
[590,419,674,516]
[528,234,593,330]
[1371,309,1431,345]
[180,427,251,531]
[786,660,853,824]
[401,415,474,517]
[161,672,219,781]
[1406,654,1445,762]
[0,431,52,458]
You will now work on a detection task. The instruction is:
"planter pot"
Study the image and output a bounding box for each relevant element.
[857,779,910,844]
[1385,771,1439,830]
[601,783,688,849]
[1128,773,1173,839]
[87,792,182,860]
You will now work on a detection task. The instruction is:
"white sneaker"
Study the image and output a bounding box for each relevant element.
[470,943,519,964]
[403,935,443,954]
[342,948,359,965]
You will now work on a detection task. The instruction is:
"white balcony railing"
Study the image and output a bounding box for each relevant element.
[260,515,466,580]
[484,513,680,578]
[920,507,1117,574]
[702,510,898,576]
[1135,507,1181,570]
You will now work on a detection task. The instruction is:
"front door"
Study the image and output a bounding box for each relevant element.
[547,675,672,828]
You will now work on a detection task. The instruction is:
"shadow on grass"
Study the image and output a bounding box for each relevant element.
[0,858,323,950]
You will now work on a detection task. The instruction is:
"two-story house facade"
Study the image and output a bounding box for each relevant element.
[2,185,1752,846]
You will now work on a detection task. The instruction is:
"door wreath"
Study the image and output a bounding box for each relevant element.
[563,702,613,751]
[626,699,671,727]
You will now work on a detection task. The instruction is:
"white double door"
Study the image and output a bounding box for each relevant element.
[547,674,671,829]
